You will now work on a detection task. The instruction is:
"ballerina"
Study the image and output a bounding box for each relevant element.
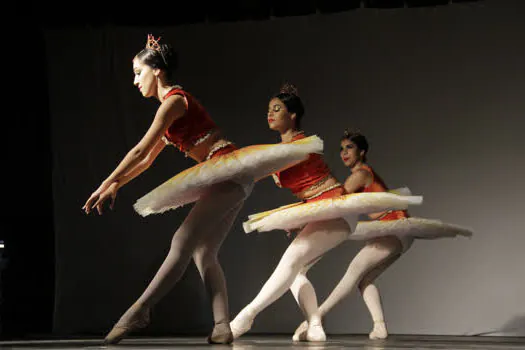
[83,36,323,345]
[230,86,422,342]
[289,130,473,341]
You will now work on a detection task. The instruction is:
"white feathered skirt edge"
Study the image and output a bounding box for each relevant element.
[242,191,424,233]
[351,217,473,252]
[133,135,324,216]
[243,189,472,253]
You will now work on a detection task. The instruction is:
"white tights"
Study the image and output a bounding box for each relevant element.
[230,218,351,338]
[292,235,403,340]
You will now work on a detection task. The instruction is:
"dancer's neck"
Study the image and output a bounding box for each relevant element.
[280,129,304,143]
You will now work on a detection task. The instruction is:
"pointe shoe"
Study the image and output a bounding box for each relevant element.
[292,321,308,341]
[306,321,326,342]
[369,320,388,340]
[230,311,255,339]
[207,322,234,344]
[103,304,151,345]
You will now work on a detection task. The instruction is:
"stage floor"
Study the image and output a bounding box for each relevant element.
[1,335,524,350]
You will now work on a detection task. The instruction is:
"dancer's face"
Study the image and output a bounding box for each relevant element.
[133,58,158,98]
[267,98,295,132]
[340,139,364,167]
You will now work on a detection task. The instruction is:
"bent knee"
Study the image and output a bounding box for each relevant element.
[358,279,372,294]
[278,251,310,273]
[193,246,219,268]
[168,236,195,259]
[293,271,309,284]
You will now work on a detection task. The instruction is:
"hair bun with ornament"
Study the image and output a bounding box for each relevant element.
[343,128,362,138]
[279,83,299,96]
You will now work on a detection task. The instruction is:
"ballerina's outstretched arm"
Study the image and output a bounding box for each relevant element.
[88,139,166,214]
[83,94,186,214]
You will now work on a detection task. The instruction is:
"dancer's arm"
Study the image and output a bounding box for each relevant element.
[115,138,166,188]
[83,95,186,213]
[88,140,166,214]
[102,95,185,185]
[343,169,371,194]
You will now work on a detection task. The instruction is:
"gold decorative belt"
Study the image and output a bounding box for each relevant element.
[193,129,215,147]
[303,183,343,201]
[206,141,234,160]
[162,129,218,157]
[302,175,331,193]
[373,210,394,221]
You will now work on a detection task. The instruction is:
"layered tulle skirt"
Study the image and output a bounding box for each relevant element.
[242,188,472,252]
[242,191,424,233]
[133,135,324,216]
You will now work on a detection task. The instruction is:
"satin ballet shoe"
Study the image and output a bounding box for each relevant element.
[292,321,308,341]
[306,320,326,342]
[369,320,388,340]
[103,304,150,345]
[206,322,234,344]
[230,311,255,339]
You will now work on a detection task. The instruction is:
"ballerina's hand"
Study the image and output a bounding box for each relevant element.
[82,182,117,215]
[92,182,119,215]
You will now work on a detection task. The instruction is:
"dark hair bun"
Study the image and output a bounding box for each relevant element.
[279,83,299,96]
[344,128,362,138]
[158,44,178,69]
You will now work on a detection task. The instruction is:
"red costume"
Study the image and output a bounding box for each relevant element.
[359,165,408,221]
[162,88,236,158]
[273,133,343,203]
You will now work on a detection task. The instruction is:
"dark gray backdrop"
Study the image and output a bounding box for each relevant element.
[46,0,525,336]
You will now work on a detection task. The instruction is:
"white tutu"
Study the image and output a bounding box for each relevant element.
[351,217,473,252]
[351,217,473,241]
[242,192,423,233]
[134,135,324,216]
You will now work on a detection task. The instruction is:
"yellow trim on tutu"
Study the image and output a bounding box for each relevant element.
[245,187,413,225]
[134,135,324,216]
[243,191,423,233]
